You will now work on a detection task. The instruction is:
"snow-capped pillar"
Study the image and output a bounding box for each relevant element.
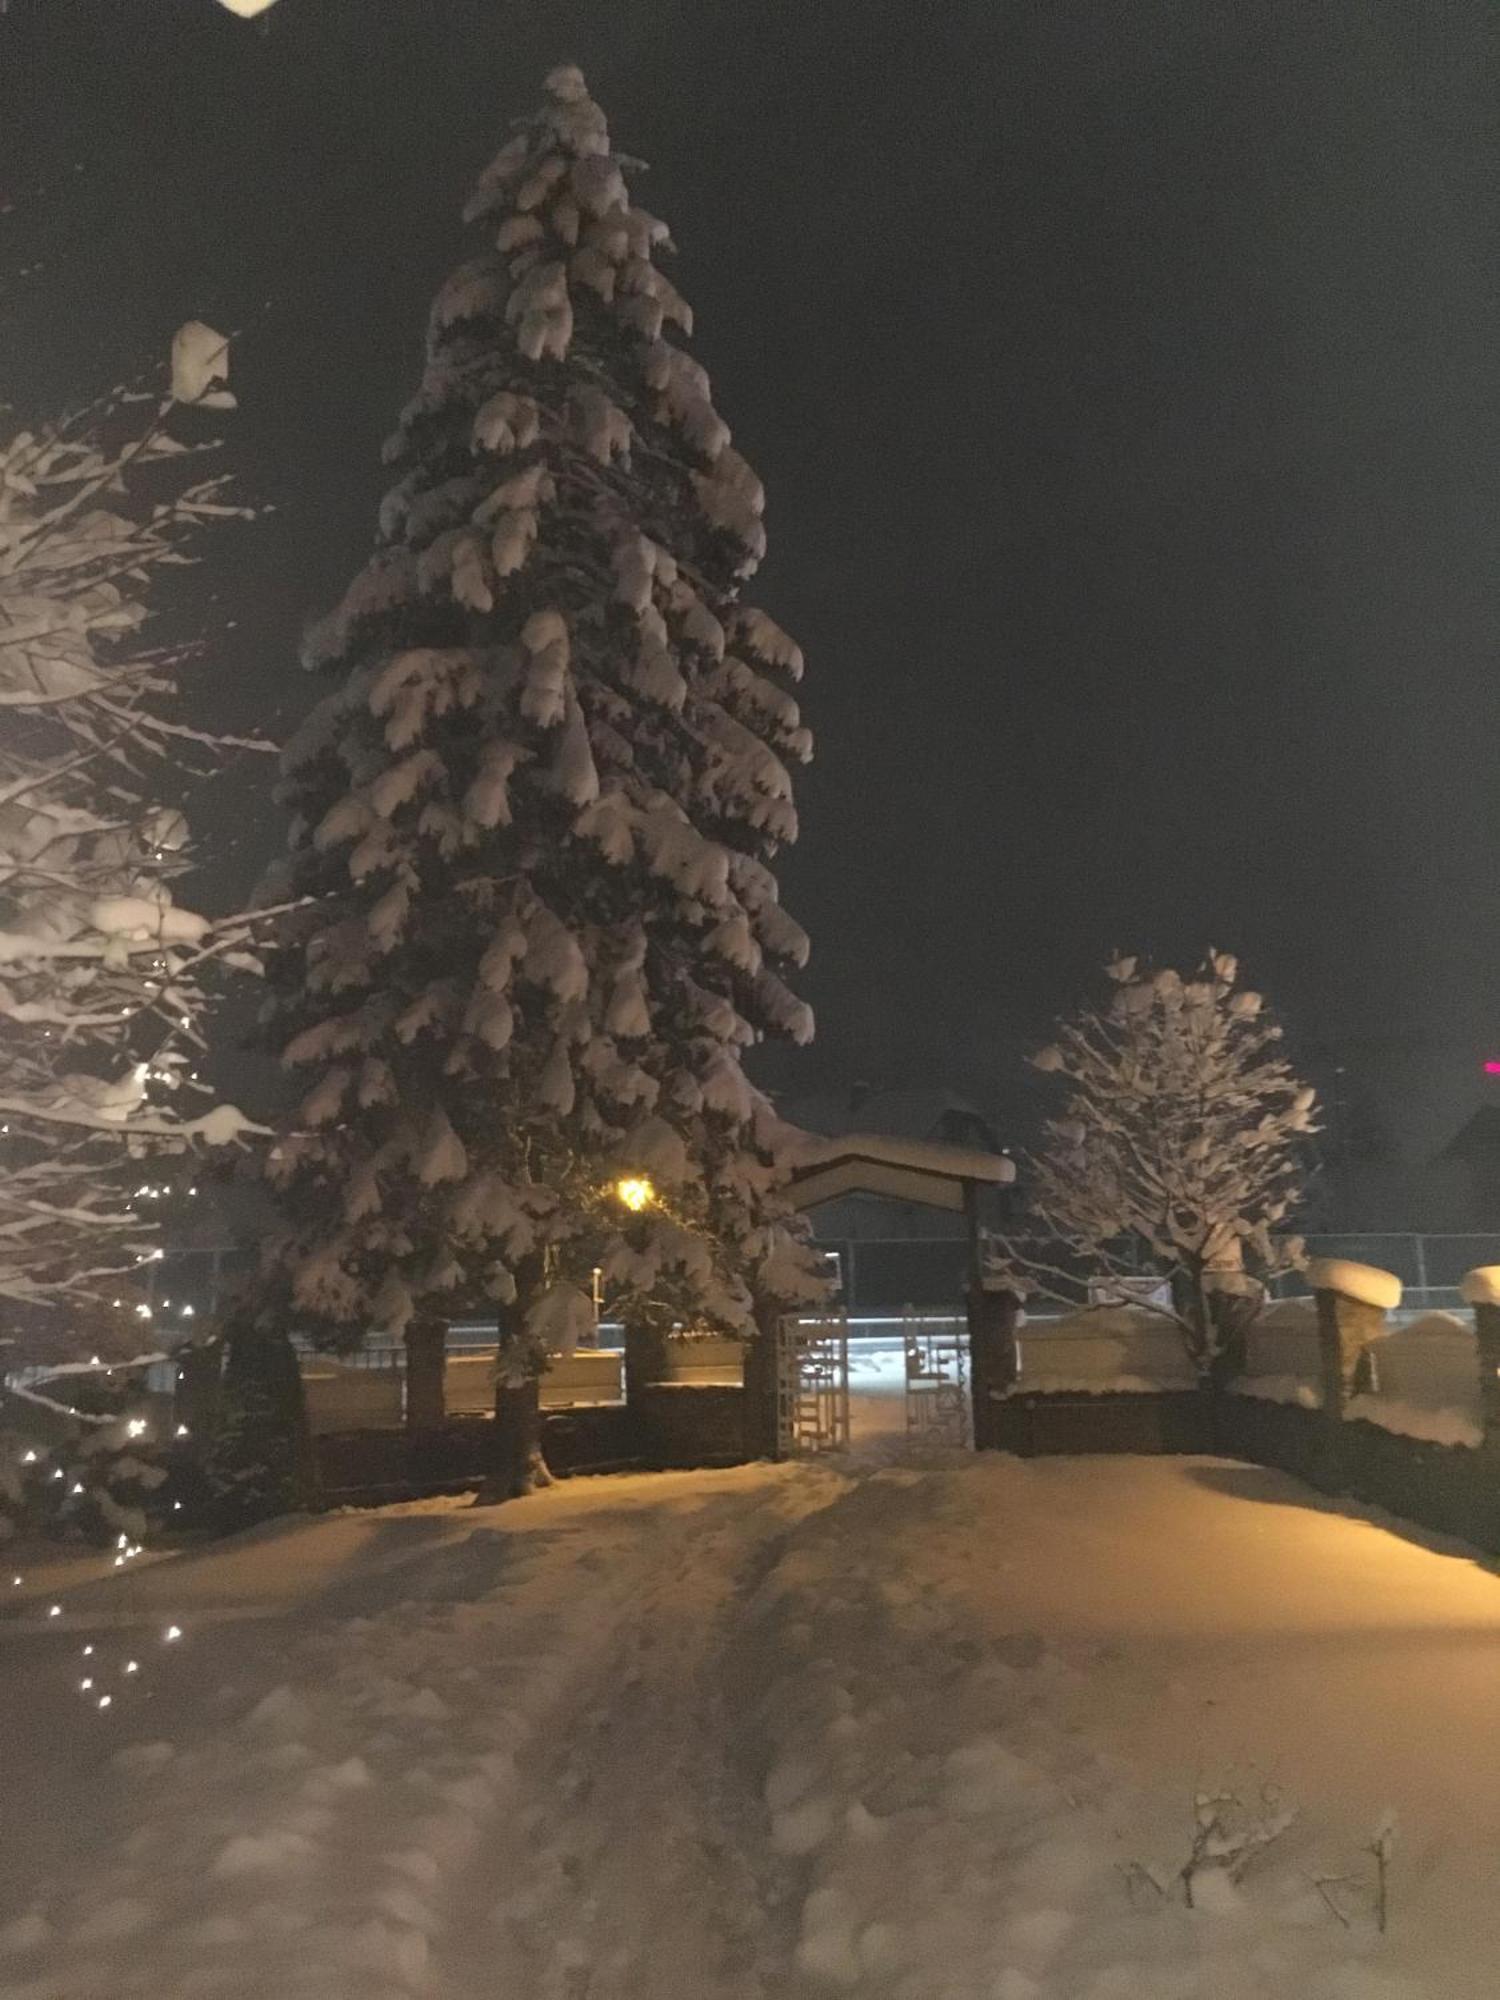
[1460,1269,1500,1444]
[968,1283,1023,1450]
[1309,1259,1401,1421]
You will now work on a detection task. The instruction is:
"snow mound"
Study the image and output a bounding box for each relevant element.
[1461,1266,1500,1307]
[1344,1396,1483,1450]
[1231,1374,1322,1408]
[1307,1259,1401,1310]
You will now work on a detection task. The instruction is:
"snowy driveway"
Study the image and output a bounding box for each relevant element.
[3,1452,1499,1998]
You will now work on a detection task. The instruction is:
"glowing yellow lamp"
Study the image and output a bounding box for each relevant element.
[215,0,279,15]
[614,1175,656,1213]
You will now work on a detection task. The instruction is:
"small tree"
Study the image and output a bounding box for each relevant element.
[1012,953,1317,1383]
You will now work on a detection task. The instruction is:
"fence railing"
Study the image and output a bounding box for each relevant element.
[810,1232,1500,1317]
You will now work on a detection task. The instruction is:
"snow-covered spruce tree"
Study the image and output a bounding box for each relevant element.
[260,66,822,1493]
[0,325,266,1339]
[1012,953,1318,1384]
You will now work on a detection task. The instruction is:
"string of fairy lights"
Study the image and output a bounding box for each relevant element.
[6,1371,188,1716]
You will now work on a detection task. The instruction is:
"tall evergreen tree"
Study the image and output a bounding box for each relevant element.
[261,66,822,1491]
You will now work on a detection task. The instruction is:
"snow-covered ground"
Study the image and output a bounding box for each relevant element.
[4,1450,1500,1997]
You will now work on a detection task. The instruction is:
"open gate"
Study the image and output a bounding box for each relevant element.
[904,1314,971,1447]
[777,1313,850,1455]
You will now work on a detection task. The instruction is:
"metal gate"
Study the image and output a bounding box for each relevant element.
[904,1314,971,1447]
[777,1314,850,1455]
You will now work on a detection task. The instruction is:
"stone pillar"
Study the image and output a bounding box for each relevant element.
[1462,1268,1500,1444]
[623,1318,669,1409]
[1308,1260,1399,1489]
[402,1316,447,1433]
[742,1301,784,1461]
[967,1285,1022,1451]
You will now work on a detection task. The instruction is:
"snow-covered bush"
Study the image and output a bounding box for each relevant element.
[259,67,823,1490]
[0,332,268,1340]
[1010,953,1318,1382]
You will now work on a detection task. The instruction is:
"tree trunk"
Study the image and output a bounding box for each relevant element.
[205,1319,320,1532]
[1172,1265,1214,1382]
[174,1334,225,1443]
[488,1371,549,1499]
[1206,1288,1255,1395]
[481,1255,552,1501]
[403,1316,447,1433]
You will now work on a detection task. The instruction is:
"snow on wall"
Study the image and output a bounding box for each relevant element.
[1365,1312,1480,1410]
[1016,1308,1198,1392]
[1230,1373,1322,1408]
[1306,1258,1401,1311]
[1242,1299,1319,1383]
[1344,1395,1483,1451]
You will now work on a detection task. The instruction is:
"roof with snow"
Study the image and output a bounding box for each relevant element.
[782,1087,1003,1155]
[786,1129,1016,1216]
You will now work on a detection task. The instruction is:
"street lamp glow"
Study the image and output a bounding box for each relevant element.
[614,1175,656,1213]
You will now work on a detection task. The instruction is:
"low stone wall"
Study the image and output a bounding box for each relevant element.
[315,1385,752,1501]
[988,1380,1500,1556]
[991,1391,1213,1457]
[633,1384,749,1468]
[316,1406,644,1501]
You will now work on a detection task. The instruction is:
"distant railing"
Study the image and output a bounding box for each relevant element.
[810,1231,1500,1317]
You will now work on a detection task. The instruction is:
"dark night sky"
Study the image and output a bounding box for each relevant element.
[4,0,1496,1164]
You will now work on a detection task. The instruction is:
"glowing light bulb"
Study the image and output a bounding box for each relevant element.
[47,1604,61,1618]
[69,1482,84,1496]
[80,1677,93,1691]
[126,1418,148,1438]
[124,1659,139,1675]
[163,1625,182,1643]
[11,1576,22,1588]
[613,1175,656,1213]
[97,1695,112,1710]
[82,1645,94,1658]
[21,1450,36,1464]
[175,1424,190,1437]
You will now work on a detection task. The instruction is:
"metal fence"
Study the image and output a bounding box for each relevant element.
[810,1231,1500,1318]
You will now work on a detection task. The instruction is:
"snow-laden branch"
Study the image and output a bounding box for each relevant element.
[0,329,273,1334]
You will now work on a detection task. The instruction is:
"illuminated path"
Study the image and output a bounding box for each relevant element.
[2,1453,1498,1996]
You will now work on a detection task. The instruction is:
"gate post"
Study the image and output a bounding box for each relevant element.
[744,1299,785,1461]
[1309,1258,1399,1490]
[967,1282,1022,1451]
[1461,1268,1500,1445]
